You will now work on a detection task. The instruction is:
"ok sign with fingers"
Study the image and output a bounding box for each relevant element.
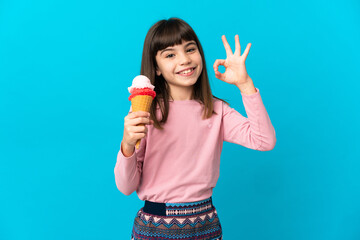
[213,35,252,87]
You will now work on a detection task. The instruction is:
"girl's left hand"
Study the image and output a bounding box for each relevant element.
[213,35,252,86]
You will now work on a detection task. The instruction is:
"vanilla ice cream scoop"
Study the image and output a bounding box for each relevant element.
[128,75,155,93]
[127,75,156,150]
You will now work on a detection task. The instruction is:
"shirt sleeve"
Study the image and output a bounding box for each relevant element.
[114,105,146,195]
[222,87,276,151]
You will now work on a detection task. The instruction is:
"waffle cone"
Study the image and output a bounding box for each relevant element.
[131,95,153,149]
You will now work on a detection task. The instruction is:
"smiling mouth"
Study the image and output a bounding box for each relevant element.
[177,67,196,75]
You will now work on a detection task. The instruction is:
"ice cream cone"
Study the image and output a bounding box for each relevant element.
[128,75,156,150]
[131,95,153,149]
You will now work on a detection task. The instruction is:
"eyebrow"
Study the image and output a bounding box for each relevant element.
[160,41,197,55]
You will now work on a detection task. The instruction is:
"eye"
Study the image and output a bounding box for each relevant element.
[166,54,175,58]
[187,48,196,52]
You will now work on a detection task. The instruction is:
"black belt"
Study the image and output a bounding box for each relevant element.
[143,200,167,216]
[143,197,213,216]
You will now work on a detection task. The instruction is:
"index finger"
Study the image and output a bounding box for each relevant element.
[128,111,150,119]
[222,35,233,56]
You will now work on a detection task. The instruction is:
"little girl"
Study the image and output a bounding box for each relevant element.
[114,17,276,240]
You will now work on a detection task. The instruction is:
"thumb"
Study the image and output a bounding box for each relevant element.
[213,59,226,81]
[214,68,226,81]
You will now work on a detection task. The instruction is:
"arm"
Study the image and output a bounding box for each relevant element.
[114,138,146,195]
[222,84,276,151]
[213,35,276,150]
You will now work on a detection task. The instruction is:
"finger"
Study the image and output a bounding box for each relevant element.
[213,59,226,79]
[214,70,226,81]
[213,59,226,72]
[130,125,148,133]
[234,35,241,56]
[213,60,226,81]
[213,59,225,78]
[221,35,233,57]
[128,111,150,119]
[130,116,150,126]
[133,132,146,140]
[242,43,252,60]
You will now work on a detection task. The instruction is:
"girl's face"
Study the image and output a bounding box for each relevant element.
[155,40,203,99]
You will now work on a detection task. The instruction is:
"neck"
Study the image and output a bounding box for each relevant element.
[169,86,194,101]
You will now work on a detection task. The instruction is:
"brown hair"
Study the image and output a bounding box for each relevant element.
[140,17,229,130]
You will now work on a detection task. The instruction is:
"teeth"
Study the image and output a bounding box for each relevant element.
[179,68,194,74]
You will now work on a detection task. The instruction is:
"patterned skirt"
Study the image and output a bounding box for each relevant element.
[131,196,223,240]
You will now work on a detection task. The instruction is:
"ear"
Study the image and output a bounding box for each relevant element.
[156,67,161,76]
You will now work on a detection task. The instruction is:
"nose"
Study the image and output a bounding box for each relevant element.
[179,52,191,65]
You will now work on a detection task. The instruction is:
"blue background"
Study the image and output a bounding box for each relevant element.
[1,0,359,239]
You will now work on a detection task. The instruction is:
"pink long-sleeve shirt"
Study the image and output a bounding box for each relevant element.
[114,87,276,203]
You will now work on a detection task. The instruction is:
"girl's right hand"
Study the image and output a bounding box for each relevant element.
[122,111,154,149]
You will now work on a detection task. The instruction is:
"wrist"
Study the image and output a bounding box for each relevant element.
[121,141,135,157]
[122,141,134,151]
[236,78,257,95]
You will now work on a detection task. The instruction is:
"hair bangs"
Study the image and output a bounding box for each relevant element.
[152,19,197,54]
